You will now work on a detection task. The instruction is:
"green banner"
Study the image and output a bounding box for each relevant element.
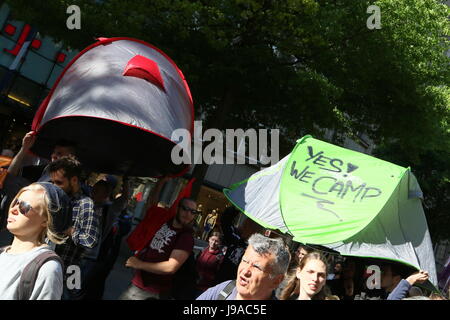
[280,136,407,244]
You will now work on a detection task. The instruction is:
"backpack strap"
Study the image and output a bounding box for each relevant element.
[217,280,236,300]
[18,250,64,300]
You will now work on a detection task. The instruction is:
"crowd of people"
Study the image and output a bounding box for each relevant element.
[0,132,131,300]
[0,131,448,301]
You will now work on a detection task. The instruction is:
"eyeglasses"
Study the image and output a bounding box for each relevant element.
[11,198,34,216]
[180,204,199,215]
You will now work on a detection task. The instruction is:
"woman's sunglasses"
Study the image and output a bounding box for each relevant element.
[11,198,34,216]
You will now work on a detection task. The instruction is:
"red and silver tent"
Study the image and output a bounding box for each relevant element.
[31,37,194,177]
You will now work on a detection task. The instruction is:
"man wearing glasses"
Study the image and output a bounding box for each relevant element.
[120,197,198,300]
[197,233,290,300]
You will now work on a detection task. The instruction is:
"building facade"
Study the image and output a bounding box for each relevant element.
[0,3,77,151]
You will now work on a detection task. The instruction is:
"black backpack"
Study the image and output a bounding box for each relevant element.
[217,280,236,300]
[0,246,64,300]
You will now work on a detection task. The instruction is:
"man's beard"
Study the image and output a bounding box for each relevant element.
[65,180,77,197]
[67,183,74,196]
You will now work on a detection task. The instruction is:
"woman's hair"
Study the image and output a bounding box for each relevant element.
[280,251,332,300]
[291,243,314,266]
[10,184,68,245]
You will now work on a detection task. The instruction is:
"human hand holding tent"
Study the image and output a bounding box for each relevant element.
[21,131,36,152]
[406,270,429,286]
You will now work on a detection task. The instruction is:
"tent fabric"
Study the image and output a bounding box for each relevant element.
[126,205,172,252]
[223,136,438,286]
[324,170,437,285]
[224,155,290,233]
[398,171,436,285]
[127,178,195,252]
[280,136,407,245]
[30,38,193,177]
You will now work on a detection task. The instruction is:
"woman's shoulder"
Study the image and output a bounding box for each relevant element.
[33,247,63,278]
[0,246,62,280]
[38,258,63,275]
[0,245,53,258]
[26,247,63,273]
[35,246,62,262]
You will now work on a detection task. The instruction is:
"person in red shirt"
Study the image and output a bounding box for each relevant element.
[119,197,198,300]
[196,232,224,294]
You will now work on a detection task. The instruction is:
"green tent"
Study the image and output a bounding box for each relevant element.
[224,135,437,286]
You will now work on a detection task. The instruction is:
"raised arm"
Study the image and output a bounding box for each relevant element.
[387,270,429,300]
[7,131,36,176]
[110,176,131,217]
[125,248,190,275]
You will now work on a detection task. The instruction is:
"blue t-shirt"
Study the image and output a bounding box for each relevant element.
[196,280,278,300]
[387,279,412,300]
[196,280,237,300]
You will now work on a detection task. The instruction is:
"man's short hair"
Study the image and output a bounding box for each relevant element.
[209,231,223,242]
[247,233,291,277]
[48,155,83,179]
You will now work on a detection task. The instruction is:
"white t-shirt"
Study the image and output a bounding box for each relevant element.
[0,246,63,300]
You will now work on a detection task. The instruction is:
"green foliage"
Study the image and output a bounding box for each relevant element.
[5,0,449,239]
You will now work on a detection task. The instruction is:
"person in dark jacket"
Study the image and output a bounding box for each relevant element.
[215,207,247,284]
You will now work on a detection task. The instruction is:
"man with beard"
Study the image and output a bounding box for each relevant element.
[120,197,197,300]
[48,155,99,300]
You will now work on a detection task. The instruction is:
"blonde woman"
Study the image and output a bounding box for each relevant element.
[280,251,334,300]
[0,182,71,300]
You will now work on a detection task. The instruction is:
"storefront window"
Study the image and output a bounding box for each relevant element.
[8,74,45,108]
[127,177,157,222]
